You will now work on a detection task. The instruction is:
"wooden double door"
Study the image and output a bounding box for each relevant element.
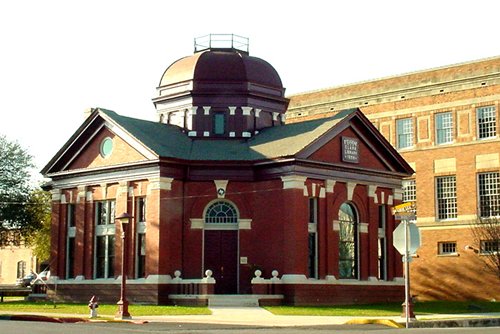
[204,230,238,294]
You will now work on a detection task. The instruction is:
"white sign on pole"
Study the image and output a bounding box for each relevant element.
[393,222,420,255]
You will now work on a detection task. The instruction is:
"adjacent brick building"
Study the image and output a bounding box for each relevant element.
[42,36,413,305]
[287,56,500,301]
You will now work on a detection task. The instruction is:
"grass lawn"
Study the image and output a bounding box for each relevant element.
[0,300,210,317]
[264,301,500,317]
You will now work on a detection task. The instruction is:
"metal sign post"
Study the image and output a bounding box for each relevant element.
[392,202,418,329]
[404,219,410,329]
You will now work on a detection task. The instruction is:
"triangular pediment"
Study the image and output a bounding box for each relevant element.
[42,110,158,175]
[296,109,413,175]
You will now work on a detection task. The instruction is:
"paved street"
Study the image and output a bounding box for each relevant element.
[1,321,500,334]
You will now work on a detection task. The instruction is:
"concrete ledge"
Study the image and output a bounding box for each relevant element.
[409,317,500,328]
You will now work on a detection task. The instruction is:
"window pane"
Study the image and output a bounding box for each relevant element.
[205,202,237,224]
[477,106,496,139]
[137,233,146,278]
[95,236,106,278]
[338,203,357,279]
[107,236,115,278]
[396,118,413,149]
[214,113,225,135]
[438,241,457,254]
[436,176,457,220]
[436,112,453,144]
[478,172,500,217]
[137,197,146,222]
[67,237,75,279]
[67,204,75,227]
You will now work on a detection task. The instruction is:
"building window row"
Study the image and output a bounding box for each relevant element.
[403,171,500,221]
[64,197,148,280]
[395,105,497,149]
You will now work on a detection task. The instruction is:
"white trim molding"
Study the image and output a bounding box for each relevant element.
[281,175,307,190]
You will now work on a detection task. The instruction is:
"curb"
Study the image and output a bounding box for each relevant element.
[409,317,500,328]
[344,318,404,328]
[0,314,149,325]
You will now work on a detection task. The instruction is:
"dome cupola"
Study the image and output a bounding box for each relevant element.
[152,34,289,138]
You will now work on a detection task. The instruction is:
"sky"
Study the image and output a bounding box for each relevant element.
[1,0,499,181]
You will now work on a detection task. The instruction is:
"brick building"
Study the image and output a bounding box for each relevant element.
[42,36,413,305]
[287,56,500,301]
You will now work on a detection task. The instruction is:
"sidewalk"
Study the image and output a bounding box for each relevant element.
[1,306,500,328]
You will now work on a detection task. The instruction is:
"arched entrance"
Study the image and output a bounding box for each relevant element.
[203,201,239,294]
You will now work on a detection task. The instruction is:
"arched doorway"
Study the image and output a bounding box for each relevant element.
[203,201,239,294]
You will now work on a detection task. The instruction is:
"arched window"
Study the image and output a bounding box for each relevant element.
[338,202,358,279]
[205,201,238,224]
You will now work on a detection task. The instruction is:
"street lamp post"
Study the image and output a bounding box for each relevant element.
[115,212,133,320]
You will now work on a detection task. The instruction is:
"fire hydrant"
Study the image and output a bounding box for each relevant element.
[88,295,99,318]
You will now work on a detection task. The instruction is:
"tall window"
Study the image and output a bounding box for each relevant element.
[214,112,226,135]
[436,112,453,144]
[396,118,413,149]
[136,197,146,278]
[478,172,500,217]
[308,198,318,279]
[17,261,26,279]
[205,201,237,224]
[66,203,76,279]
[377,205,387,280]
[436,176,457,220]
[338,203,358,279]
[477,106,497,139]
[94,200,116,278]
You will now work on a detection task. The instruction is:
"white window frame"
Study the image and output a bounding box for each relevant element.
[94,200,116,279]
[438,241,457,255]
[480,240,500,255]
[435,112,453,145]
[478,172,500,218]
[396,118,413,149]
[477,106,497,139]
[436,176,457,221]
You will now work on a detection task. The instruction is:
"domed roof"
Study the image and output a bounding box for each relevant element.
[159,50,283,89]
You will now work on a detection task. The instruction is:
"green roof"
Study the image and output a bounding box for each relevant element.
[99,108,356,161]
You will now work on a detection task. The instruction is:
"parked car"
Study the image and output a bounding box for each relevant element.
[15,272,36,287]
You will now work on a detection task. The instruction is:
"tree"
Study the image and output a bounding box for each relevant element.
[471,217,500,279]
[25,189,52,263]
[0,135,37,246]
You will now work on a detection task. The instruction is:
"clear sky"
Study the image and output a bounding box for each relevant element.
[1,0,499,179]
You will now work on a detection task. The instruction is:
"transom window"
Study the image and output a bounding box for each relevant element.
[478,172,500,217]
[435,112,453,145]
[205,201,237,224]
[436,176,457,220]
[477,106,497,139]
[396,118,413,149]
[338,203,358,279]
[438,241,457,255]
